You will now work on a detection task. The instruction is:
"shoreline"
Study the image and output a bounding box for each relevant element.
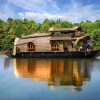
[0,50,7,54]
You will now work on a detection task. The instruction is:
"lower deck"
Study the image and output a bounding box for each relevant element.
[6,50,100,58]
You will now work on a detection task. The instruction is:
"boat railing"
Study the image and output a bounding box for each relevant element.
[51,34,73,38]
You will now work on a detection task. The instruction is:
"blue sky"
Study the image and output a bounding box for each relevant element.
[0,0,100,22]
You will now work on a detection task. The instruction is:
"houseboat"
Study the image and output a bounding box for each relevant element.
[6,26,100,58]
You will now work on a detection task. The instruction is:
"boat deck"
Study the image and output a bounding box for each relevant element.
[6,50,100,58]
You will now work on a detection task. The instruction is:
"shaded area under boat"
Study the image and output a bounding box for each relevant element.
[6,49,100,58]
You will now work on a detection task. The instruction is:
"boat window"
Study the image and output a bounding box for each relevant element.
[27,42,35,52]
[51,42,59,51]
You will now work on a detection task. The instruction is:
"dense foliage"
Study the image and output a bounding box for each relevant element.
[0,18,100,50]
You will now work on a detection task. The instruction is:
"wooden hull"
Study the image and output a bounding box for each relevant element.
[6,50,100,58]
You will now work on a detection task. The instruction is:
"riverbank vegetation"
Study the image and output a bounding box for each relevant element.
[0,18,100,50]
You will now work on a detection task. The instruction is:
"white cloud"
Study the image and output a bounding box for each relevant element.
[17,0,100,22]
[66,0,100,22]
[18,4,100,22]
[0,0,99,22]
[18,12,66,22]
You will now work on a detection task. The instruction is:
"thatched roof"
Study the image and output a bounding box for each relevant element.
[15,33,51,46]
[15,38,32,46]
[22,33,51,39]
[49,26,80,32]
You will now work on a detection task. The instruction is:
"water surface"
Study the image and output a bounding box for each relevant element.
[0,55,100,100]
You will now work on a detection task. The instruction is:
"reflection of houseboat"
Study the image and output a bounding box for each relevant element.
[6,26,100,58]
[13,59,90,91]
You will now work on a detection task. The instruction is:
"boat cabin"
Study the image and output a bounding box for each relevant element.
[13,26,90,55]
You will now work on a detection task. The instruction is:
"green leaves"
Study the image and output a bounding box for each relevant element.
[90,29,100,49]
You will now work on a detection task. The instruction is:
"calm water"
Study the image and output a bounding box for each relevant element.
[0,55,100,100]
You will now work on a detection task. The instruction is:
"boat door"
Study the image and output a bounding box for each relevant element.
[63,41,68,52]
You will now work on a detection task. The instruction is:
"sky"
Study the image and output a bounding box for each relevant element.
[0,0,100,22]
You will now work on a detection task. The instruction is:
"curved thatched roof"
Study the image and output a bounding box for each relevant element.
[49,26,80,32]
[22,33,51,39]
[15,33,51,46]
